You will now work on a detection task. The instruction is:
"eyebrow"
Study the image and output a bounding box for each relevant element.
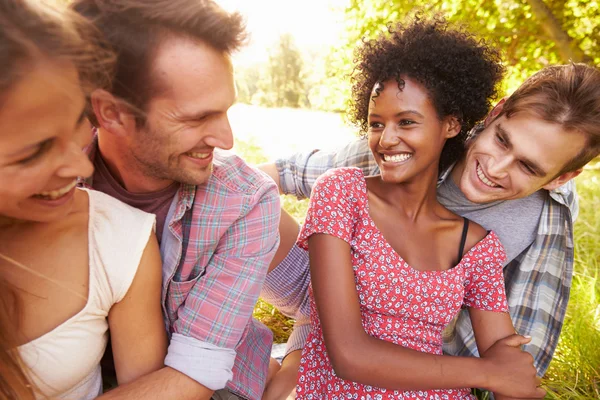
[5,105,87,158]
[495,123,548,177]
[369,110,425,119]
[176,96,237,123]
[4,138,51,159]
[177,110,219,122]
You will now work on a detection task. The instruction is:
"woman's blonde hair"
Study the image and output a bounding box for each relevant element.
[0,0,114,104]
[0,0,114,397]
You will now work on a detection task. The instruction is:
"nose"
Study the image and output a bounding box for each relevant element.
[56,140,94,179]
[204,115,234,151]
[379,125,401,148]
[486,154,512,179]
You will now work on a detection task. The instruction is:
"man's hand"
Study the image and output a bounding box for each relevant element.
[481,335,546,399]
[261,351,301,400]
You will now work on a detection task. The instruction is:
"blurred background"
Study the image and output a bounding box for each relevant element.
[212,1,600,398]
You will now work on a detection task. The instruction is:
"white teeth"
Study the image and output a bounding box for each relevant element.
[187,152,210,160]
[383,153,412,162]
[35,180,77,200]
[476,164,499,188]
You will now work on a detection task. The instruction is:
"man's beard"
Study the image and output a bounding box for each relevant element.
[129,126,213,186]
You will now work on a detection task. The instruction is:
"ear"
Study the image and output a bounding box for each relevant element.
[483,97,507,127]
[542,168,583,191]
[444,116,461,139]
[90,89,137,137]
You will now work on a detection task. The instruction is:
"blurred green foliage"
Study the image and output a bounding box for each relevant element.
[326,0,600,111]
[237,34,310,108]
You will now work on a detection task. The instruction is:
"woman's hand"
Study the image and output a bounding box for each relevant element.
[480,334,545,398]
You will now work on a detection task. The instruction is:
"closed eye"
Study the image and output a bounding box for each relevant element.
[16,139,53,165]
[519,161,536,175]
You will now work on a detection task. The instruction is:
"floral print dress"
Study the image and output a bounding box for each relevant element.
[296,168,509,400]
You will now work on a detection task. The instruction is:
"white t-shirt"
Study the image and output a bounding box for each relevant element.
[18,188,155,400]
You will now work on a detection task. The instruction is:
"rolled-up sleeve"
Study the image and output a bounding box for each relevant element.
[165,334,236,389]
[284,322,310,356]
[166,183,281,390]
[275,138,377,200]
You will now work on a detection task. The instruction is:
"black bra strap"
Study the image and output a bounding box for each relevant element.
[457,217,470,262]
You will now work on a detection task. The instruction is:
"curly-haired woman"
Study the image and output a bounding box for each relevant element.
[293,16,545,400]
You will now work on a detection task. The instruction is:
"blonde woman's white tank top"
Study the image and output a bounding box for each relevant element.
[18,188,155,399]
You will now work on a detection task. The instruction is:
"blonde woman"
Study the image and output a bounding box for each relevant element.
[0,1,167,398]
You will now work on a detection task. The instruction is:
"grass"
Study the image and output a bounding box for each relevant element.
[235,135,600,399]
[543,167,600,399]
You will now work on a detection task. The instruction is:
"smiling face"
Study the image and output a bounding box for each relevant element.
[0,61,93,223]
[125,36,236,187]
[367,78,459,185]
[453,111,587,203]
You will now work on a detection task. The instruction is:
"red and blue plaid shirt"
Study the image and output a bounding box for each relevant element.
[85,137,280,399]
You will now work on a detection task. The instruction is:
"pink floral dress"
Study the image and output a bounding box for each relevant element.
[296,168,509,400]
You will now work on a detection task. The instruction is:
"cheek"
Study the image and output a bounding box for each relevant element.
[2,158,60,193]
[367,132,379,150]
[510,174,541,195]
[469,131,495,150]
[177,125,212,150]
[0,171,48,206]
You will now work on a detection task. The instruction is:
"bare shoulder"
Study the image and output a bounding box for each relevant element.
[464,219,489,249]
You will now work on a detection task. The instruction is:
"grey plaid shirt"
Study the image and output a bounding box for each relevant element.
[275,138,577,376]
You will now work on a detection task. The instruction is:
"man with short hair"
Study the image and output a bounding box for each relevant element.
[72,1,281,399]
[260,63,600,397]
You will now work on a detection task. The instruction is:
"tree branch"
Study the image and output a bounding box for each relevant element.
[525,0,592,63]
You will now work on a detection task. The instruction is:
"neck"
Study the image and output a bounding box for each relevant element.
[373,168,440,221]
[97,128,174,193]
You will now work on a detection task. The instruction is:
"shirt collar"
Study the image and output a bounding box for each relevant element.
[437,162,456,186]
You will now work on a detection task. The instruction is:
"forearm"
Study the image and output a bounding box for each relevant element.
[262,350,301,400]
[468,309,519,399]
[331,333,490,392]
[97,367,213,400]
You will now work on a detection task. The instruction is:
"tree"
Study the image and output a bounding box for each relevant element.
[256,33,308,108]
[325,0,600,111]
[235,64,261,105]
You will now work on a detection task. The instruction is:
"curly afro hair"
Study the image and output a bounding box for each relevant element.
[349,15,504,173]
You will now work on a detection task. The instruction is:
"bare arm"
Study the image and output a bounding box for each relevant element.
[262,350,301,400]
[97,367,213,400]
[107,233,166,384]
[469,309,545,400]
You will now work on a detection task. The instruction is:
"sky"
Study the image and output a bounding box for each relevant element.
[215,0,349,65]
